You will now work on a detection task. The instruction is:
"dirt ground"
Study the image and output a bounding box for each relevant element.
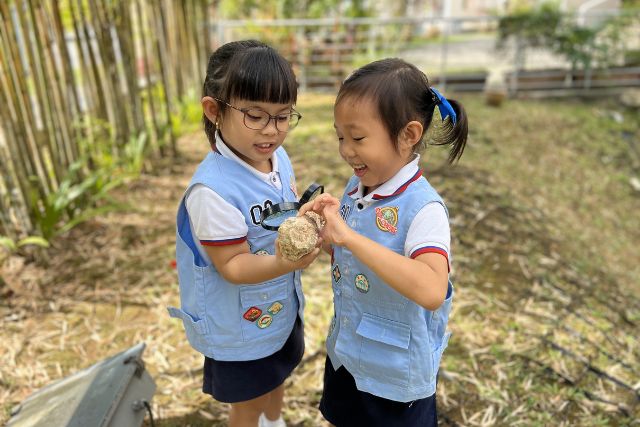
[2,93,639,426]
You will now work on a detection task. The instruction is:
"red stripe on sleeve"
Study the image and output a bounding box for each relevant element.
[200,236,247,246]
[410,246,450,272]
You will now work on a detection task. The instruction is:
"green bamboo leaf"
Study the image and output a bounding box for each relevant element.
[0,236,17,251]
[17,236,50,248]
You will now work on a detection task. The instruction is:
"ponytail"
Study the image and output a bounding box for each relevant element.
[445,98,468,163]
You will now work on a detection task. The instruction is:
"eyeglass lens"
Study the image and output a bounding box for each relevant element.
[243,109,300,131]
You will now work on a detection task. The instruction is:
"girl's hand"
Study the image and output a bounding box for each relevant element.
[298,193,353,247]
[274,237,321,271]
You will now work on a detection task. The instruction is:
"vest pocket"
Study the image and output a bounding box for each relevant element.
[356,313,411,387]
[167,307,209,334]
[238,278,289,342]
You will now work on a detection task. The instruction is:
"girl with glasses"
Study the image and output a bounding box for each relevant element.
[299,58,468,426]
[169,40,319,427]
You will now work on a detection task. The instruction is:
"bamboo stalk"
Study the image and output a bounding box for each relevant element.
[0,140,31,239]
[91,0,130,146]
[50,0,82,162]
[186,0,200,93]
[0,19,31,199]
[37,0,76,168]
[0,1,51,196]
[172,0,185,99]
[186,0,199,92]
[0,62,34,232]
[149,0,176,155]
[201,0,211,79]
[76,0,111,128]
[86,0,120,146]
[135,0,162,155]
[159,0,178,104]
[15,0,63,184]
[115,0,144,135]
[27,0,74,176]
[68,0,99,163]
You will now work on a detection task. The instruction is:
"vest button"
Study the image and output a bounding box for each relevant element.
[357,203,364,210]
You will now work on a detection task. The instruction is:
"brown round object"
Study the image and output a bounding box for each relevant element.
[277,212,323,261]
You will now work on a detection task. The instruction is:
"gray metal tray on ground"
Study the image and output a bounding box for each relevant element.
[7,343,156,427]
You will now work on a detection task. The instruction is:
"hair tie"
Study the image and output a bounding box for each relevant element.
[430,88,457,125]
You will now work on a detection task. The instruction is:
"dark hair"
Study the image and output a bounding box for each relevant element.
[202,40,298,145]
[335,58,467,163]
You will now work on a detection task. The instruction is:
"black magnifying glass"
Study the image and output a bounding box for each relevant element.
[260,183,324,231]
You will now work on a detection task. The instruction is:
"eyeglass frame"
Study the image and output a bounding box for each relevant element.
[214,98,302,132]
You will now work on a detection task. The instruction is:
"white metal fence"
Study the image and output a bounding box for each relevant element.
[211,13,640,95]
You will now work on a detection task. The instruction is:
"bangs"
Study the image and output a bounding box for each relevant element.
[223,47,298,105]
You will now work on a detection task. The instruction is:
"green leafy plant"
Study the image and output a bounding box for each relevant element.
[30,161,126,240]
[122,132,149,175]
[497,2,638,72]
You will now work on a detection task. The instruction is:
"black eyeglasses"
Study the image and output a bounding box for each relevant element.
[215,98,302,132]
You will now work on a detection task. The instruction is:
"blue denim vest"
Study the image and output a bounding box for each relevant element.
[327,175,454,402]
[168,148,304,361]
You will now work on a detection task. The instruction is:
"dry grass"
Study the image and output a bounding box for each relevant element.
[1,93,639,426]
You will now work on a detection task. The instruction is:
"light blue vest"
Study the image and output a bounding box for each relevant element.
[327,174,454,402]
[168,147,304,361]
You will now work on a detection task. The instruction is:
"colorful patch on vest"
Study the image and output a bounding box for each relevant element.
[340,204,351,221]
[354,274,370,293]
[267,301,283,315]
[257,314,273,329]
[332,265,342,283]
[254,249,269,256]
[375,206,399,234]
[243,307,262,322]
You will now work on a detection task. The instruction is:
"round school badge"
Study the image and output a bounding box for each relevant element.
[257,314,273,329]
[354,274,370,293]
[267,301,283,315]
[375,206,399,234]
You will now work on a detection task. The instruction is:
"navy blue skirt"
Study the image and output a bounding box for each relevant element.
[203,316,304,403]
[319,357,438,427]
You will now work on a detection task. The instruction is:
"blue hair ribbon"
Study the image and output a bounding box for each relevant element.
[430,88,457,125]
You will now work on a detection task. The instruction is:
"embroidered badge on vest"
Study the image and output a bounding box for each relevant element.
[267,301,283,315]
[375,206,399,234]
[354,273,370,293]
[257,314,273,328]
[243,307,262,322]
[332,265,342,283]
[340,204,351,221]
[254,249,269,256]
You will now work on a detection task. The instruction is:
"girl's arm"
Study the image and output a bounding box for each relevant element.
[204,240,320,285]
[300,194,448,310]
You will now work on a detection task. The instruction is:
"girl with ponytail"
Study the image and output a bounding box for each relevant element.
[299,58,468,427]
